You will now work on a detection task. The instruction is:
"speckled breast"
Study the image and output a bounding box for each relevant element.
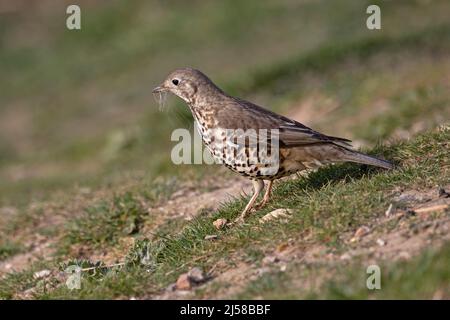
[197,124,286,179]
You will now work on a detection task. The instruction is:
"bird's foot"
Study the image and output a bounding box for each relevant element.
[232,210,251,224]
[252,199,269,211]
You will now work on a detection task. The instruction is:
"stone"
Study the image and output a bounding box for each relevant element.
[213,218,227,230]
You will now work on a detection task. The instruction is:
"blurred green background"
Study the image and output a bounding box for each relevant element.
[0,0,449,205]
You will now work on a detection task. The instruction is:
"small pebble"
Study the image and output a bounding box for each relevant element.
[213,218,227,230]
[259,208,293,224]
[175,273,192,290]
[354,226,370,238]
[262,255,279,265]
[33,269,51,279]
[175,267,207,290]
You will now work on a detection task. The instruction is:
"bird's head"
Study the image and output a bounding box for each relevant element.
[152,68,221,105]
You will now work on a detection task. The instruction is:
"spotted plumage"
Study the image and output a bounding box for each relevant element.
[153,68,393,223]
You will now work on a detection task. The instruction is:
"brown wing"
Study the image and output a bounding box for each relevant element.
[216,97,352,148]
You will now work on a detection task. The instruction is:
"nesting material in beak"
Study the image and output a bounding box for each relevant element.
[152,86,168,111]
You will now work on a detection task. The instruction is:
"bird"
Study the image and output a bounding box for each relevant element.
[153,68,393,223]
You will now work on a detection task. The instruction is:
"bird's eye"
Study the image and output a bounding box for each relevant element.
[172,79,179,85]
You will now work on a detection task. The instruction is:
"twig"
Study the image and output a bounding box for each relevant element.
[414,204,449,214]
[80,262,125,272]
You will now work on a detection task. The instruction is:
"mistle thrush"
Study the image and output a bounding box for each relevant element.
[153,68,393,223]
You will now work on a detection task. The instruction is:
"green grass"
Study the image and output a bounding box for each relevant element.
[0,261,52,299]
[0,269,38,300]
[353,83,450,143]
[63,192,149,250]
[236,271,293,300]
[0,240,23,261]
[317,243,450,299]
[237,241,450,299]
[38,265,153,300]
[227,24,450,96]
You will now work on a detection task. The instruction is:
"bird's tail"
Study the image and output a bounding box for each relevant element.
[341,149,393,170]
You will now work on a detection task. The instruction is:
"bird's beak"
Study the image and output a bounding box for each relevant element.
[152,85,165,93]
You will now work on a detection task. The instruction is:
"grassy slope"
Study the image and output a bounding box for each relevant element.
[314,243,450,299]
[238,240,450,300]
[1,126,448,299]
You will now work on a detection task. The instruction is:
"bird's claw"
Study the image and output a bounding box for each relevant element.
[252,200,268,211]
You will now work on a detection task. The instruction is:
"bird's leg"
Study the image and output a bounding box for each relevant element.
[234,179,265,223]
[253,180,273,210]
